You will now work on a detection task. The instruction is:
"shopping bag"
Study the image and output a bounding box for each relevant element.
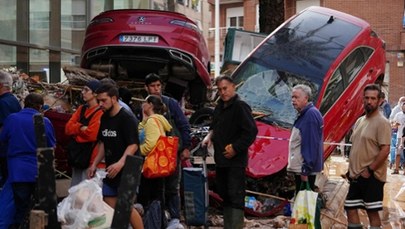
[57,171,113,229]
[142,135,179,178]
[290,182,318,229]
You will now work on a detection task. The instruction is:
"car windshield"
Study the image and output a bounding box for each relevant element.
[232,10,362,128]
[234,66,320,128]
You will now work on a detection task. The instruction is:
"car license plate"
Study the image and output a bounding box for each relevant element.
[120,35,159,43]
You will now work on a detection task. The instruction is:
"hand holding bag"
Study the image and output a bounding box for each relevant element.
[289,182,319,229]
[142,118,179,178]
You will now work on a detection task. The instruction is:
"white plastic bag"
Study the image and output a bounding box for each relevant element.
[57,171,113,229]
[290,183,318,229]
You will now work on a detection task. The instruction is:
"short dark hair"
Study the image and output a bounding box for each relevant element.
[100,77,117,86]
[24,93,44,110]
[215,75,234,86]
[95,83,119,99]
[364,83,383,99]
[145,73,162,86]
[119,87,132,105]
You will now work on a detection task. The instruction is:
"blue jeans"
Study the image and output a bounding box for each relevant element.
[390,132,404,164]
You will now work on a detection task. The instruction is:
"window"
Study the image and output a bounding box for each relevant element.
[320,47,374,114]
[343,47,373,83]
[227,7,243,29]
[229,16,244,28]
[191,0,200,12]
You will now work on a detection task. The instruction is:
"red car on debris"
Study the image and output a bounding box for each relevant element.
[50,10,211,175]
[81,9,211,108]
[230,6,386,178]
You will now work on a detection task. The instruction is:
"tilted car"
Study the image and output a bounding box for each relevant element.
[230,6,386,178]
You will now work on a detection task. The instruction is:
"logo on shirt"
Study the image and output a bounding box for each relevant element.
[102,129,117,137]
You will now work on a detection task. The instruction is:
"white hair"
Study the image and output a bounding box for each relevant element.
[293,84,312,100]
[0,70,13,89]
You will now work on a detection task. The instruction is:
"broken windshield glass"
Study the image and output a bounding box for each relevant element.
[235,69,319,128]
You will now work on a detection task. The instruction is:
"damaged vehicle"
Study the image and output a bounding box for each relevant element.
[81,9,211,108]
[232,6,386,178]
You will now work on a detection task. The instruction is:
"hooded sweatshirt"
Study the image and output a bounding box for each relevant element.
[138,114,172,156]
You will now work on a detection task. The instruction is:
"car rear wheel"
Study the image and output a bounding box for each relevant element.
[189,107,214,126]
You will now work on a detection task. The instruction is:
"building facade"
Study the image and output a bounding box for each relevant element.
[0,0,210,83]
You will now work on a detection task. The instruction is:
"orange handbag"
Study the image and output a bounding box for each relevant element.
[142,118,179,179]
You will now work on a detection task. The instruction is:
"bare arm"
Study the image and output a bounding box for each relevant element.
[106,143,138,179]
[88,141,105,178]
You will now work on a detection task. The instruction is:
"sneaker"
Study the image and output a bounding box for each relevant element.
[166,218,184,229]
[392,170,399,174]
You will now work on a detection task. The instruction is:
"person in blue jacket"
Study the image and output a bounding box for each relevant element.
[287,84,324,192]
[0,70,22,187]
[0,93,56,229]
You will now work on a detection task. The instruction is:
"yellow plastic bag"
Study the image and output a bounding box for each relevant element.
[290,182,318,229]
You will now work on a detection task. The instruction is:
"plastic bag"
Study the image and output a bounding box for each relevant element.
[57,171,113,229]
[290,182,318,229]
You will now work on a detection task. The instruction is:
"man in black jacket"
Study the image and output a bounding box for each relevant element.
[202,76,258,229]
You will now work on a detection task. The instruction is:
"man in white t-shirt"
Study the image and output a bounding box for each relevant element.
[392,102,405,174]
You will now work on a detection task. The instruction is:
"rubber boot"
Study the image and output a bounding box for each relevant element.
[223,207,232,229]
[229,208,244,229]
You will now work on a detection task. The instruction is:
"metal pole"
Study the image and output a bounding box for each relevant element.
[214,0,220,77]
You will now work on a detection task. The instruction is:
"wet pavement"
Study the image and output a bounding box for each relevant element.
[327,155,405,229]
[200,155,405,228]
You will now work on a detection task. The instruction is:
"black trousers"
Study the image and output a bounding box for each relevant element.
[215,167,246,209]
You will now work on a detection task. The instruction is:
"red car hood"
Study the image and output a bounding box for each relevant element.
[247,121,290,178]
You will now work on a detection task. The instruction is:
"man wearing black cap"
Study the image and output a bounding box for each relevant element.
[65,79,104,186]
[143,73,191,229]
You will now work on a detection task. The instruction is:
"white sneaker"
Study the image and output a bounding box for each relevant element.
[166,218,184,229]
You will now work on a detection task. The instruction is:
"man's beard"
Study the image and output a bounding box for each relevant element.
[365,104,377,114]
[103,106,113,114]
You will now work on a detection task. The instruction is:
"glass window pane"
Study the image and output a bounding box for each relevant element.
[320,69,344,114]
[238,16,244,27]
[30,48,49,82]
[0,2,16,41]
[30,0,50,46]
[62,0,86,50]
[230,17,236,27]
[0,45,16,68]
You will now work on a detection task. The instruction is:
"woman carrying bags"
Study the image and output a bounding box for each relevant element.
[137,95,173,228]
